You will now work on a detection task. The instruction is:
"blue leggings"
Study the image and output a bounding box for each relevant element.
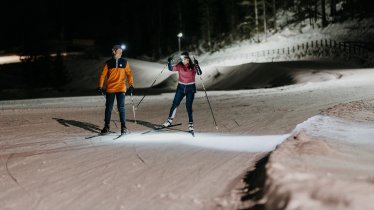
[168,84,196,123]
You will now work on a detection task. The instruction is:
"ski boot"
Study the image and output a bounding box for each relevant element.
[188,122,195,137]
[162,118,173,128]
[100,124,110,135]
[188,122,194,132]
[121,124,128,135]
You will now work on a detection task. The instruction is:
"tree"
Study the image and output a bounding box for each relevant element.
[262,0,267,40]
[330,0,336,21]
[254,0,259,41]
[314,0,318,23]
[321,0,327,27]
[272,0,276,28]
[199,0,214,51]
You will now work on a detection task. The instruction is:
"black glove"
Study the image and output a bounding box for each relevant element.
[196,65,202,75]
[193,57,199,65]
[193,57,202,75]
[128,85,134,94]
[167,56,174,71]
[96,87,103,94]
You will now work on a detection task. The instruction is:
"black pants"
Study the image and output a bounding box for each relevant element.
[105,92,126,126]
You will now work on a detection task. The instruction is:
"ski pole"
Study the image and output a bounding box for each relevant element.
[130,92,137,124]
[136,65,167,109]
[193,56,218,130]
[199,76,218,130]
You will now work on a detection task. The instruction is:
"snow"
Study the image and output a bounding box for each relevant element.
[107,132,289,152]
[2,15,374,210]
[194,17,374,67]
[3,64,374,209]
[295,115,374,145]
[0,54,20,65]
[265,113,374,210]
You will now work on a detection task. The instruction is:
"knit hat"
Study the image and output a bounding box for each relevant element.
[180,51,190,60]
[112,45,123,53]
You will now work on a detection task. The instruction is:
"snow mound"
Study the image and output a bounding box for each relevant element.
[263,114,374,210]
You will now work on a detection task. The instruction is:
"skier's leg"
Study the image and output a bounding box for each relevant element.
[116,92,128,134]
[116,92,126,125]
[163,86,185,127]
[104,93,115,125]
[102,93,115,134]
[168,87,185,119]
[186,85,196,131]
[186,91,195,124]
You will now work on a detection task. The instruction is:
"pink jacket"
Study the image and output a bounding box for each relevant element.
[172,63,196,84]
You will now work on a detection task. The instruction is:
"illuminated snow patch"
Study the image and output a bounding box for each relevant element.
[105,132,289,152]
[295,115,374,145]
[0,55,21,64]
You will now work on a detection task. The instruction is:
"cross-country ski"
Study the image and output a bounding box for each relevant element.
[142,123,182,135]
[85,131,115,139]
[113,133,126,140]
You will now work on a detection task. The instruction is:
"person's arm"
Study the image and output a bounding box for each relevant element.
[125,62,134,88]
[98,64,108,88]
[167,57,173,71]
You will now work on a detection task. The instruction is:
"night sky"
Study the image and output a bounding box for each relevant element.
[1,0,229,57]
[4,0,373,58]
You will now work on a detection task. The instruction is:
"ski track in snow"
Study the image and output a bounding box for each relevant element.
[2,64,374,209]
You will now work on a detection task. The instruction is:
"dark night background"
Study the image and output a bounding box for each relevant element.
[2,0,372,58]
[1,0,374,100]
[1,0,240,58]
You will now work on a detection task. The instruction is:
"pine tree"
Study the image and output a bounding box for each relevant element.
[321,0,327,27]
[199,0,214,51]
[262,0,267,40]
[272,0,276,28]
[330,0,336,21]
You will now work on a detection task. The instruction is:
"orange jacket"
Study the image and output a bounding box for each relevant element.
[98,57,134,93]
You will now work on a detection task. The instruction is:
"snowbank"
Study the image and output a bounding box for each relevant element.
[261,100,374,210]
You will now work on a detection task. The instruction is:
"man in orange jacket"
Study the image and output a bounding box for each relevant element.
[97,45,134,135]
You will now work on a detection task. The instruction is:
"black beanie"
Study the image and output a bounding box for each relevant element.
[180,51,190,59]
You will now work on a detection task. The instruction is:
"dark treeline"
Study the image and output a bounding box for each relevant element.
[1,0,373,59]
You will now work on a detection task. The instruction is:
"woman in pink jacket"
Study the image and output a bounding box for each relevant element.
[162,51,202,132]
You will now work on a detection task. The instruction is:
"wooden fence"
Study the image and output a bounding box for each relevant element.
[204,39,371,66]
